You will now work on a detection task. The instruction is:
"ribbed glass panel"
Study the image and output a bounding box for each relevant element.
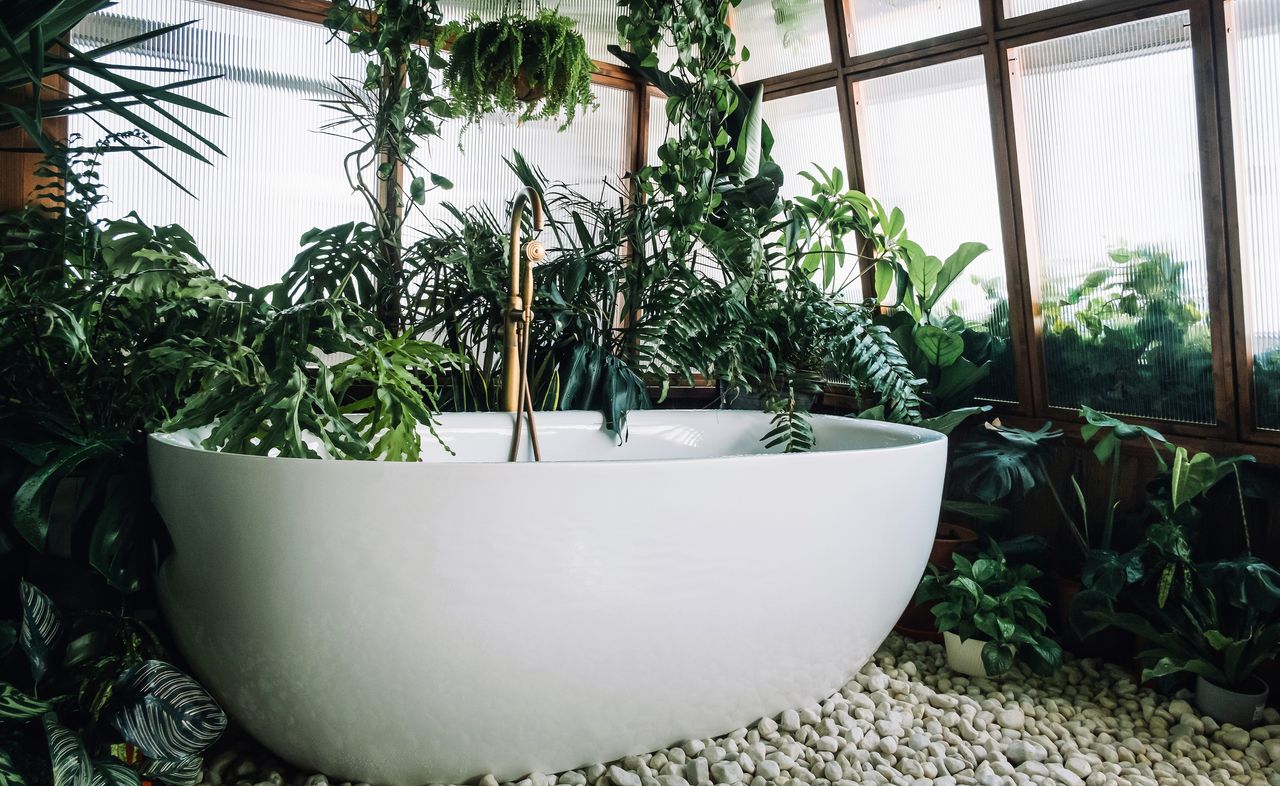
[734,0,831,83]
[856,57,1015,402]
[69,0,368,287]
[845,0,981,56]
[1230,0,1280,430]
[1012,12,1215,423]
[407,82,632,231]
[441,1,620,62]
[1004,0,1082,18]
[760,88,844,200]
[646,94,670,167]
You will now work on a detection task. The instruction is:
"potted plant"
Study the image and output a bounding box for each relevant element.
[915,544,1063,677]
[441,6,598,131]
[1071,446,1276,726]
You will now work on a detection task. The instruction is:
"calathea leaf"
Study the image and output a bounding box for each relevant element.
[141,756,201,786]
[45,715,93,786]
[0,747,27,786]
[0,682,52,719]
[109,661,227,760]
[90,761,141,786]
[20,580,63,684]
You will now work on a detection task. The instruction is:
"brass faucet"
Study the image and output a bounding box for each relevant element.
[504,187,546,460]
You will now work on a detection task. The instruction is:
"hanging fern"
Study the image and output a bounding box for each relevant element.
[441,8,597,132]
[762,394,815,454]
[823,303,926,425]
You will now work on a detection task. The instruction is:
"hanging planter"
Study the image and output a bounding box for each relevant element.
[440,4,598,131]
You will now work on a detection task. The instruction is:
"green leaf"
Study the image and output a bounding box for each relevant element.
[981,642,1014,676]
[140,757,200,786]
[924,242,988,311]
[0,682,52,720]
[45,716,93,786]
[913,325,964,368]
[20,581,62,685]
[109,661,227,760]
[90,761,141,786]
[0,747,27,786]
[906,250,942,306]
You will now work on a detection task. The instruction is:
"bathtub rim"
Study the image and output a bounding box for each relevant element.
[147,408,946,467]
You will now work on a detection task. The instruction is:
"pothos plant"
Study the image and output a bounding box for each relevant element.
[441,6,598,131]
[915,544,1063,677]
[1,582,226,786]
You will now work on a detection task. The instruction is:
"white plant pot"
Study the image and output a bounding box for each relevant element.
[943,631,989,678]
[1196,675,1269,728]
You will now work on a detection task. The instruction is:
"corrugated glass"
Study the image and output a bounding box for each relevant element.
[1005,0,1084,18]
[845,0,981,56]
[734,0,832,83]
[1229,0,1280,430]
[856,56,1015,401]
[70,0,368,287]
[1011,12,1215,423]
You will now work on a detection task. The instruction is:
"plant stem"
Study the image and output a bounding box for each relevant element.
[1101,449,1121,551]
[1039,456,1088,554]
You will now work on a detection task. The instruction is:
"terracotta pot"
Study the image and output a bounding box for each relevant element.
[894,599,942,643]
[930,522,979,570]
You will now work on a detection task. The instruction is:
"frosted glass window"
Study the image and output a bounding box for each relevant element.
[1005,0,1083,18]
[1229,0,1280,430]
[442,1,620,62]
[734,0,831,83]
[761,88,845,200]
[408,83,633,230]
[856,57,1015,402]
[70,0,368,287]
[1011,12,1215,423]
[845,0,981,56]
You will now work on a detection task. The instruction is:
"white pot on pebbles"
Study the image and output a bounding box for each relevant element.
[1195,675,1269,727]
[943,632,989,677]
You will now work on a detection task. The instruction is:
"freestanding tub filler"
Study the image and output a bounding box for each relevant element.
[148,410,947,786]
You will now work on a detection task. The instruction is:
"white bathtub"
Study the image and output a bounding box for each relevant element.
[148,410,946,786]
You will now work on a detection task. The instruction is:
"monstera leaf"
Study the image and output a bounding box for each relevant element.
[108,661,226,761]
[19,581,62,684]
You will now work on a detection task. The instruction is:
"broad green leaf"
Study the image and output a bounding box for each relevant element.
[0,747,26,786]
[0,682,52,720]
[913,325,964,368]
[109,661,227,760]
[20,581,62,685]
[925,242,989,311]
[45,716,93,786]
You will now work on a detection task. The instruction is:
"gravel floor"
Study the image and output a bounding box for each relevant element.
[201,633,1280,786]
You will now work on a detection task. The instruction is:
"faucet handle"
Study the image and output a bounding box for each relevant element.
[524,240,546,264]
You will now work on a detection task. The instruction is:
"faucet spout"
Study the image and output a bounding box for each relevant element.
[503,187,545,414]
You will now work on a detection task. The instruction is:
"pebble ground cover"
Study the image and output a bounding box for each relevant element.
[199,634,1280,786]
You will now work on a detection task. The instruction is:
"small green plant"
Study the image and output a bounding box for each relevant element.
[441,7,597,132]
[915,544,1063,676]
[1,582,226,786]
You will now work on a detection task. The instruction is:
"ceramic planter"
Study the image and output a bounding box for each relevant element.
[943,632,990,678]
[1196,675,1269,727]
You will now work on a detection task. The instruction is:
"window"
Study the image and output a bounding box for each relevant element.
[855,56,1016,401]
[1010,12,1215,424]
[760,88,846,200]
[843,0,981,56]
[70,0,368,287]
[407,83,634,230]
[1228,0,1280,430]
[734,0,832,83]
[1004,0,1084,19]
[646,93,669,168]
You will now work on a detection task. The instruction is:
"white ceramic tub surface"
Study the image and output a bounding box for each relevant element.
[148,410,946,786]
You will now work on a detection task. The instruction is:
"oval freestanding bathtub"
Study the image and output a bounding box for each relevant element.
[148,410,946,786]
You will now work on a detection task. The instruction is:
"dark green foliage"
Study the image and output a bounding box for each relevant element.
[950,421,1063,506]
[915,544,1063,676]
[1042,246,1214,424]
[0,0,224,193]
[1,584,223,786]
[442,9,597,131]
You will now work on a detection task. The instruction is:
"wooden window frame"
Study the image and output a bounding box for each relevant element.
[742,0,1277,453]
[5,0,1275,454]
